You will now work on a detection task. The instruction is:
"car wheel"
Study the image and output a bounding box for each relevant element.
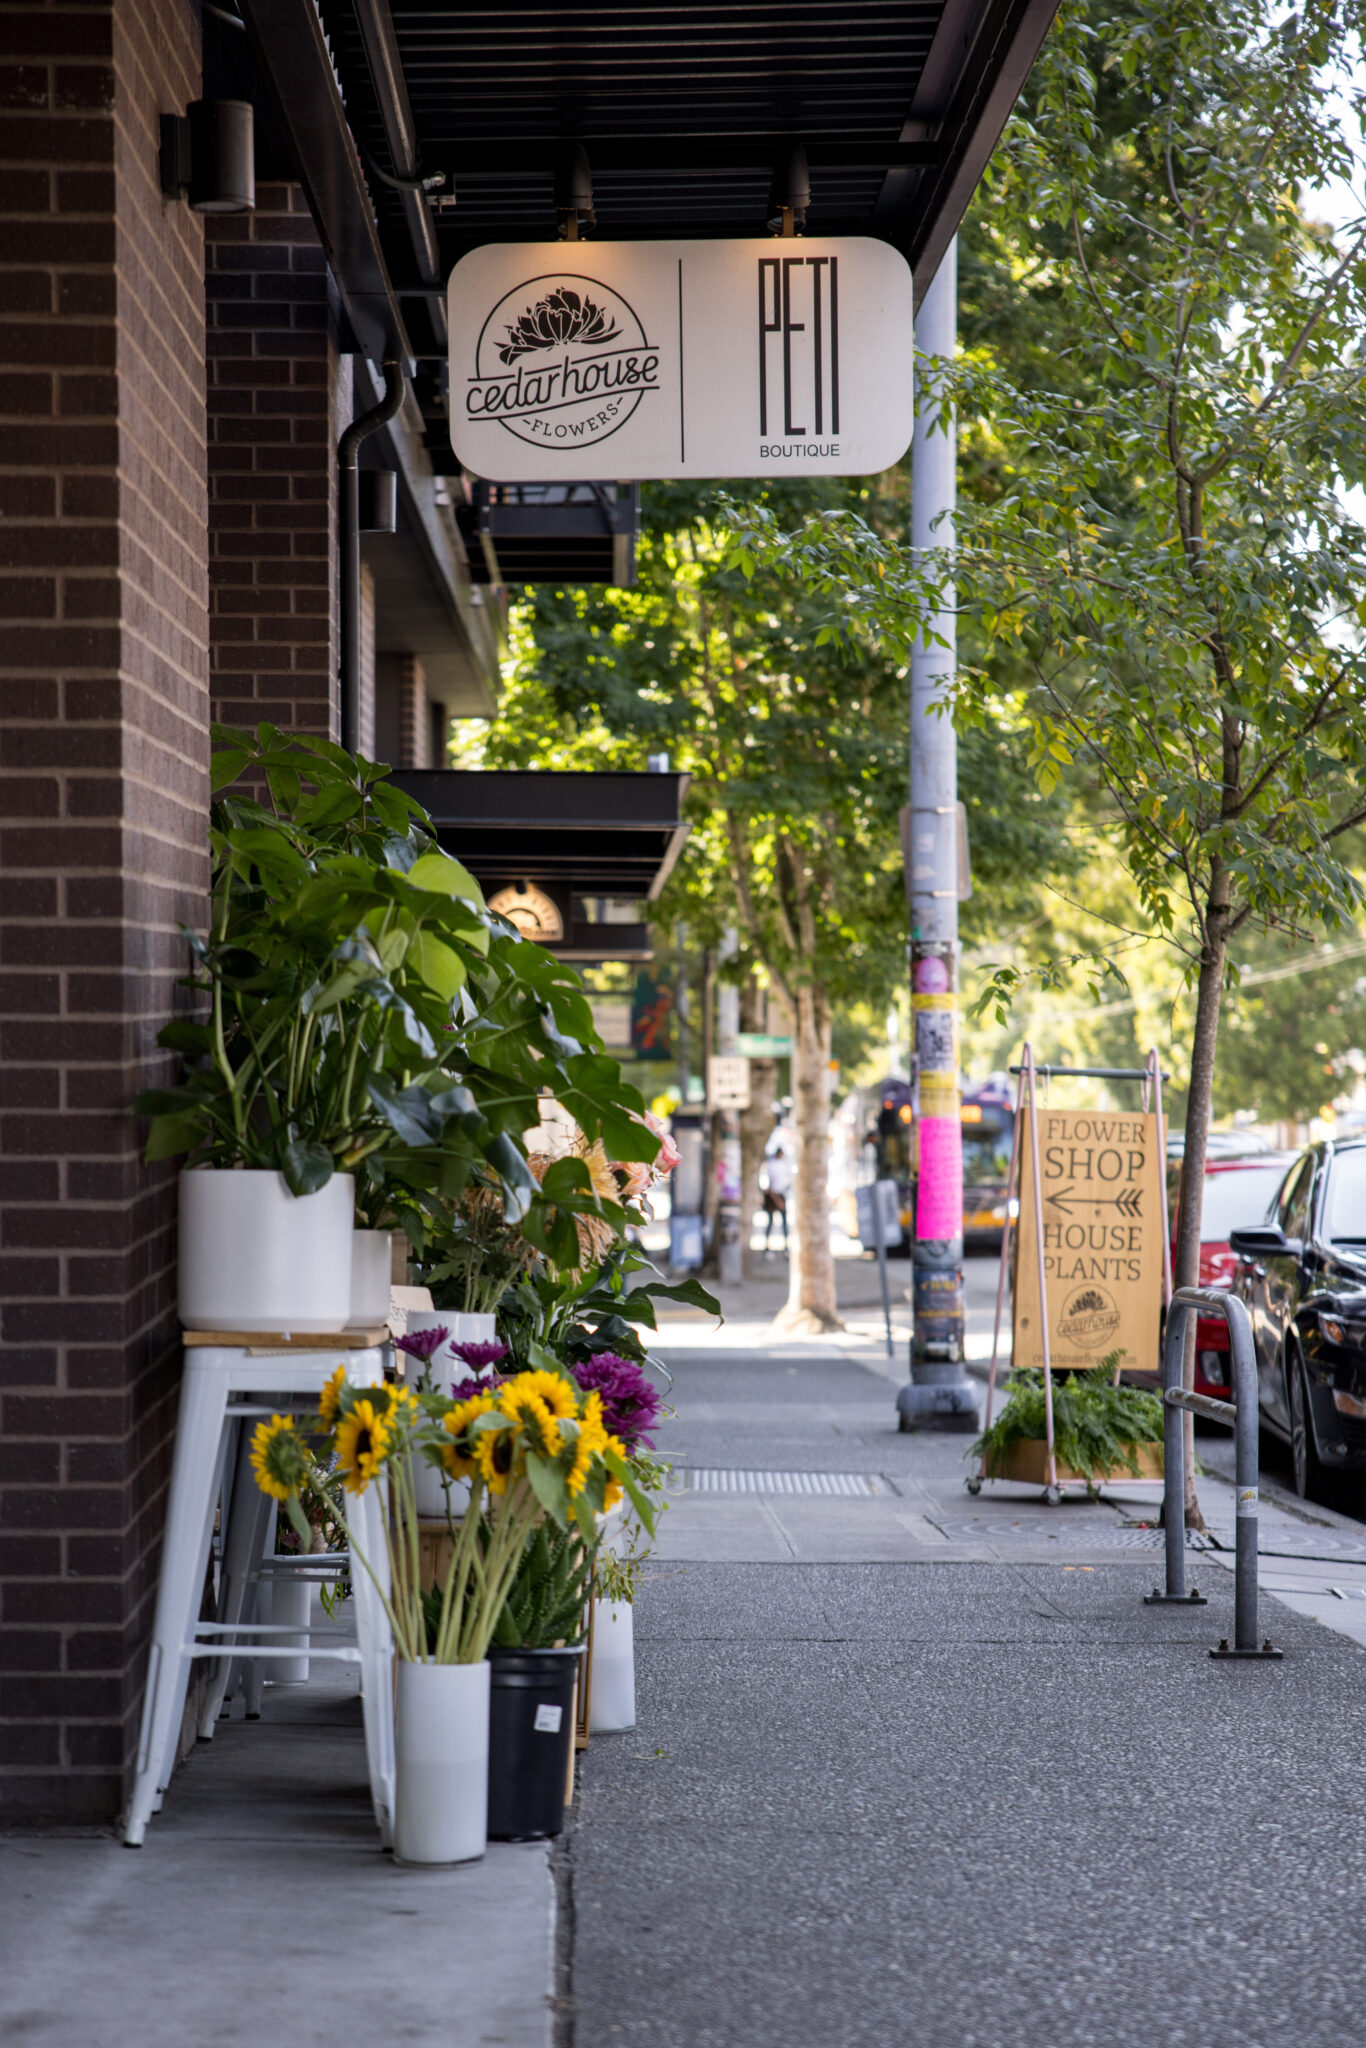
[1288,1348,1327,1504]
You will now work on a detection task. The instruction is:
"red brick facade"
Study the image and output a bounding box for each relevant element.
[0,0,209,1821]
[206,188,343,740]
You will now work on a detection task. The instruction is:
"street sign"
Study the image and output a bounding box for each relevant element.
[856,1179,903,1250]
[447,238,915,481]
[737,1031,792,1057]
[1014,1108,1166,1373]
[707,1054,751,1110]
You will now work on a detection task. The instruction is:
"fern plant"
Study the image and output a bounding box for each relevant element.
[972,1361,1163,1482]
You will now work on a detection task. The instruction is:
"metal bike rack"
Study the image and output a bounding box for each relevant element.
[1144,1285,1282,1659]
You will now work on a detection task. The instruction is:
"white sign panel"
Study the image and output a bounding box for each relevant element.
[707,1055,752,1110]
[447,238,915,481]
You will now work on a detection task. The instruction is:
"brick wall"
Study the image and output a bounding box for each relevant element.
[0,0,209,1821]
[206,187,342,740]
[376,650,428,769]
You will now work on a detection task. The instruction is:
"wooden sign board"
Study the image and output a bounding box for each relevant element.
[1013,1108,1166,1374]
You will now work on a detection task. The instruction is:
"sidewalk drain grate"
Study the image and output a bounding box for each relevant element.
[680,1468,888,1498]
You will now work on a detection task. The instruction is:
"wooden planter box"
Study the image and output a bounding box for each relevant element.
[984,1438,1164,1486]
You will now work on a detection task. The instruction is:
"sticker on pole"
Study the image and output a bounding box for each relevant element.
[447,238,914,480]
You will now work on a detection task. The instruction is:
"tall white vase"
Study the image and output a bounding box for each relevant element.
[178,1169,354,1333]
[268,1573,312,1685]
[589,1599,636,1732]
[349,1229,393,1325]
[393,1660,490,1865]
[401,1310,499,1383]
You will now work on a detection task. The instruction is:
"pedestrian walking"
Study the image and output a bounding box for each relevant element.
[761,1142,790,1255]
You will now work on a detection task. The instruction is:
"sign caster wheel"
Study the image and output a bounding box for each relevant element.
[965,1476,982,1495]
[1041,1485,1063,1506]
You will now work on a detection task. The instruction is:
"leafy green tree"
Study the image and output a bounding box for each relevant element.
[730,0,1366,1506]
[485,479,1069,1327]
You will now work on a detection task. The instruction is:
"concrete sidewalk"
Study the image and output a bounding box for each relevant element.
[563,1336,1366,2048]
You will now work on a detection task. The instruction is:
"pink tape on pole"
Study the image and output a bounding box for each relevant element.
[916,1116,962,1240]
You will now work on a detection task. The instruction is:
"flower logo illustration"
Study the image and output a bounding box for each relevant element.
[466,271,661,453]
[497,287,622,363]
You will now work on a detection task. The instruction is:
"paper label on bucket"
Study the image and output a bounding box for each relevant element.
[534,1703,563,1733]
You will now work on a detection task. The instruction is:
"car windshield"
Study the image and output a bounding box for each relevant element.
[963,1129,1011,1186]
[1198,1164,1289,1241]
[1322,1150,1366,1244]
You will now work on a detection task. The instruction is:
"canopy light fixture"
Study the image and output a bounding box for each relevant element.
[160,99,255,213]
[767,140,810,236]
[555,143,595,242]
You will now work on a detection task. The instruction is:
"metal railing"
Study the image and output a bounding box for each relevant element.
[1145,1286,1282,1659]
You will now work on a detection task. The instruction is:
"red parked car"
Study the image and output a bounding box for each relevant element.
[1168,1150,1300,1396]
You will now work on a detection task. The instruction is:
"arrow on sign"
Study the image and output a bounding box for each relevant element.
[1047,1185,1143,1219]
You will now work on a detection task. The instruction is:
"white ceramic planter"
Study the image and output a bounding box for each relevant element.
[268,1573,312,1685]
[349,1229,393,1326]
[178,1169,354,1333]
[393,1659,490,1865]
[589,1598,636,1732]
[411,1456,470,1521]
[401,1310,499,1384]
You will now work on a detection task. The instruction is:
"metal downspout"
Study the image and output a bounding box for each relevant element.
[339,361,405,753]
[351,0,446,348]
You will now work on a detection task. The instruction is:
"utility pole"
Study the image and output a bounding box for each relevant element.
[896,240,979,1433]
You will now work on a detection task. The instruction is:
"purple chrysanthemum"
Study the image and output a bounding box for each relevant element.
[394,1325,451,1364]
[572,1352,661,1450]
[451,1340,510,1373]
[450,1373,506,1402]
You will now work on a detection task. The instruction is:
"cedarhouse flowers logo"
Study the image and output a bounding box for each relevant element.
[464,272,661,452]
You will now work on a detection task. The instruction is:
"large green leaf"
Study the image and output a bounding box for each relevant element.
[281,1139,334,1196]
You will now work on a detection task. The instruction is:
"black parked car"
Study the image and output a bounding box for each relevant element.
[1229,1137,1366,1503]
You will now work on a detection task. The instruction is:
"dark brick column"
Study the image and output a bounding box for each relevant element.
[0,0,209,1822]
[206,188,343,740]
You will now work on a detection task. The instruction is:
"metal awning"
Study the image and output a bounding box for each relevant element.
[393,768,690,897]
[237,0,1061,446]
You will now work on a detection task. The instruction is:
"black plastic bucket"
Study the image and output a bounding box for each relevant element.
[487,1646,581,1841]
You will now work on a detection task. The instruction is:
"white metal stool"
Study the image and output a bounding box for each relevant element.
[124,1332,394,1849]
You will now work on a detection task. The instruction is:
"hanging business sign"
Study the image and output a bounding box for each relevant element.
[1013,1109,1167,1374]
[446,238,915,481]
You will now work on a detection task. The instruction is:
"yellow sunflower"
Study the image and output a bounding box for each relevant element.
[511,1369,578,1422]
[497,1381,562,1458]
[250,1414,304,1501]
[441,1390,495,1478]
[473,1419,517,1495]
[317,1365,345,1428]
[565,1389,609,1497]
[334,1399,392,1495]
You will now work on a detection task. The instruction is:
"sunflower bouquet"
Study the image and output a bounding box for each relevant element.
[250,1358,655,1666]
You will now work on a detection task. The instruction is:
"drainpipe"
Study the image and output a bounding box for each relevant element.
[352,0,447,348]
[339,361,405,753]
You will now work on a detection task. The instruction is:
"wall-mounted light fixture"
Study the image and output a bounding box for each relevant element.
[160,99,255,213]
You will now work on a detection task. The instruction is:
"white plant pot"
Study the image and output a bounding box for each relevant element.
[393,1659,489,1865]
[349,1229,393,1326]
[412,1457,470,1521]
[401,1310,500,1386]
[589,1599,636,1732]
[178,1169,354,1333]
[268,1574,312,1685]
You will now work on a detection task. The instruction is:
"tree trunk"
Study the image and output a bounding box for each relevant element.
[775,983,842,1332]
[1172,878,1231,1531]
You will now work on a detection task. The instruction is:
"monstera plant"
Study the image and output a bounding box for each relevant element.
[137,726,659,1329]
